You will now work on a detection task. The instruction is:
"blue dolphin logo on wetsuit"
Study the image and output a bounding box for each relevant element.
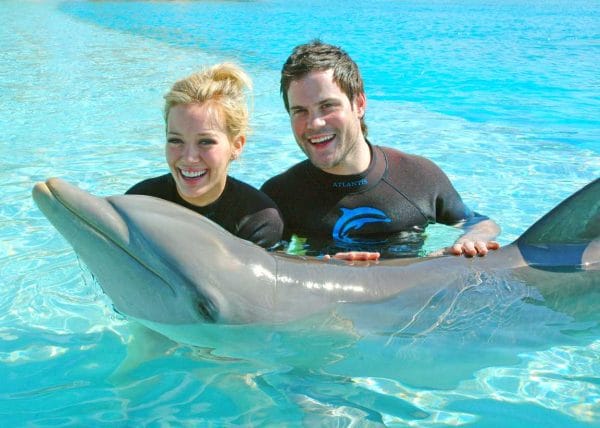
[332,207,392,243]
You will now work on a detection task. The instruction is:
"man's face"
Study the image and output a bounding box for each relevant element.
[287,69,366,175]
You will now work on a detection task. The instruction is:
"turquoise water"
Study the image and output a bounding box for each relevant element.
[1,0,599,426]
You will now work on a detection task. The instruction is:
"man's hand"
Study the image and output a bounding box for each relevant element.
[443,217,501,257]
[447,240,500,257]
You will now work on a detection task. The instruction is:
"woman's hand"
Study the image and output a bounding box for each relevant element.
[322,251,381,262]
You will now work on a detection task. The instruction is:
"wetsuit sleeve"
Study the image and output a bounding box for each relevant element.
[224,177,284,248]
[260,175,294,239]
[430,164,475,225]
[236,207,284,249]
[384,150,475,227]
[259,177,280,207]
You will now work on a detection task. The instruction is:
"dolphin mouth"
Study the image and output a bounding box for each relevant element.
[33,178,132,247]
[33,178,182,295]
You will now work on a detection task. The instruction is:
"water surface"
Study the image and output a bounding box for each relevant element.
[1,0,599,426]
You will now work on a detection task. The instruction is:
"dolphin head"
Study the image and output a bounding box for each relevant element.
[32,178,278,324]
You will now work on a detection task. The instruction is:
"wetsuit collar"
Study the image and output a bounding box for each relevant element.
[306,140,387,193]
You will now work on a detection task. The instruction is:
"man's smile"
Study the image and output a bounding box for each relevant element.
[308,133,336,146]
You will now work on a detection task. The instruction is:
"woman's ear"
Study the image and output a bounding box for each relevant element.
[231,134,246,160]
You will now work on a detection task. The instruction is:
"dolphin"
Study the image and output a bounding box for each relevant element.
[32,178,599,330]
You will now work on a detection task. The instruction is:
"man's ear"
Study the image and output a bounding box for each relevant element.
[354,92,367,118]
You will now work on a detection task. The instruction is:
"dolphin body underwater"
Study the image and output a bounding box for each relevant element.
[32,178,599,336]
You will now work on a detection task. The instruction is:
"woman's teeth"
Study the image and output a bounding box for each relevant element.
[181,169,207,178]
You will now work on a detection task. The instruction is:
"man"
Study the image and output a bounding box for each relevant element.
[261,40,499,259]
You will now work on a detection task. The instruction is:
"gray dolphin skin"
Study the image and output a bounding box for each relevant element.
[32,178,599,327]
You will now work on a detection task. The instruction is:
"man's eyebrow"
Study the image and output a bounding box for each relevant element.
[319,97,340,105]
[290,98,340,110]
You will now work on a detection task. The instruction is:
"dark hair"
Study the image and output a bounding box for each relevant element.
[280,40,367,136]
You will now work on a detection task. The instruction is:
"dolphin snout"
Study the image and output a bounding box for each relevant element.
[33,177,130,247]
[32,180,53,202]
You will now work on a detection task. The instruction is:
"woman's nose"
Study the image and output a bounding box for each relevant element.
[182,142,200,161]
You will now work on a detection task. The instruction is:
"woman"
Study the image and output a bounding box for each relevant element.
[127,63,283,248]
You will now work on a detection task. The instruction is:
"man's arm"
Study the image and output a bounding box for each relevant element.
[328,216,500,262]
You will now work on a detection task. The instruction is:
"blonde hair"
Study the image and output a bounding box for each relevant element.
[164,63,252,139]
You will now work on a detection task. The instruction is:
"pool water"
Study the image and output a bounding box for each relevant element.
[1,0,599,426]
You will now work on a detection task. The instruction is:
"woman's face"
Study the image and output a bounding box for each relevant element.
[165,103,244,206]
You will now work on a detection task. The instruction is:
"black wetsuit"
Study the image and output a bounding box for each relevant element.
[126,173,283,248]
[261,143,479,251]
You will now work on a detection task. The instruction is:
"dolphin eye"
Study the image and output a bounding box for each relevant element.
[196,296,217,322]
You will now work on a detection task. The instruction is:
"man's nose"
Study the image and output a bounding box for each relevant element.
[307,111,326,130]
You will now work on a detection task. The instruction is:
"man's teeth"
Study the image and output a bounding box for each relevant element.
[181,169,207,178]
[309,134,335,144]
